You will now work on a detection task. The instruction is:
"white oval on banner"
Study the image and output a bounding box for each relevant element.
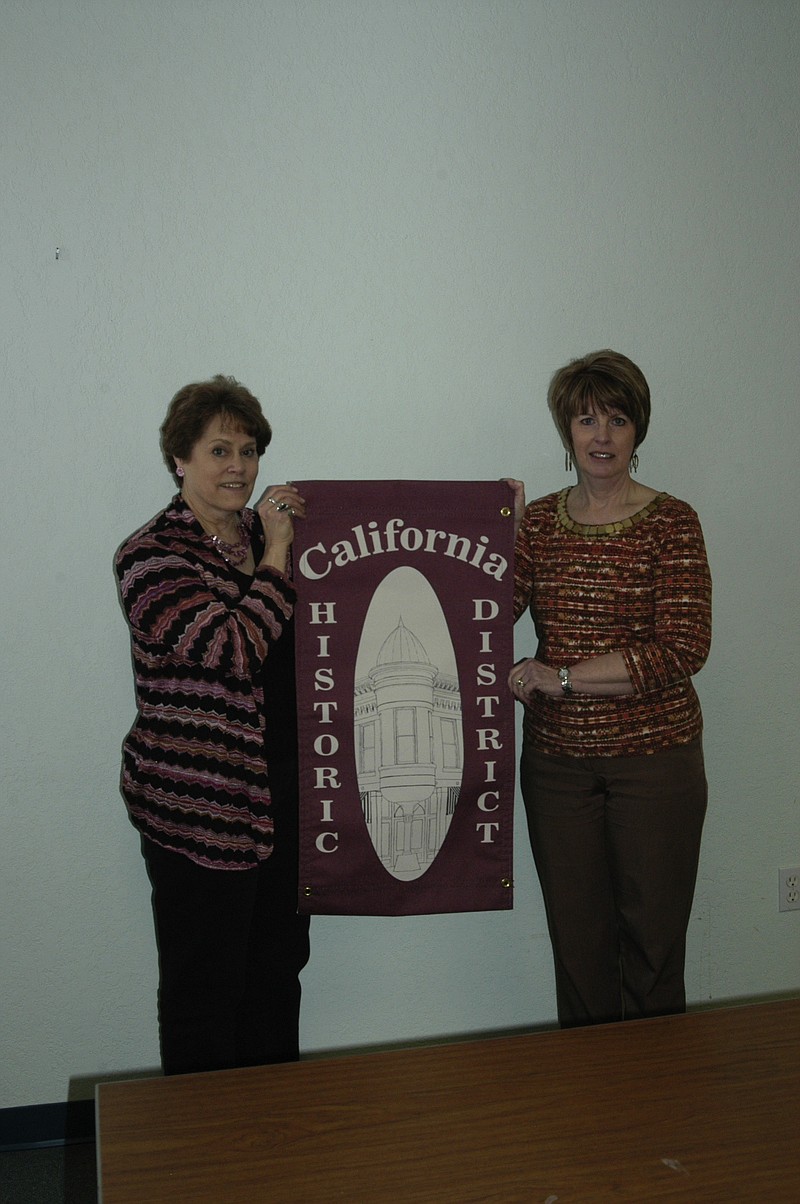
[353,566,464,881]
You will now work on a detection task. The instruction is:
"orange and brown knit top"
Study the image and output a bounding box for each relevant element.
[514,489,712,757]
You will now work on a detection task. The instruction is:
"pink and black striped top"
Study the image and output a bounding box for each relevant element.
[115,495,296,869]
[514,489,711,757]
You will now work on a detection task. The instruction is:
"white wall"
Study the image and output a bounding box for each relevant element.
[2,0,798,1110]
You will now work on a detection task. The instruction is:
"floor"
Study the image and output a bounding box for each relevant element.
[0,1142,97,1204]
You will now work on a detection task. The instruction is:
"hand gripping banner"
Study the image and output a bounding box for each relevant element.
[292,480,516,916]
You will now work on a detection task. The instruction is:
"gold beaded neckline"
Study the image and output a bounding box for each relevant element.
[556,488,667,537]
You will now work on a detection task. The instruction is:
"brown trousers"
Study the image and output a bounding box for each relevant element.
[520,737,707,1028]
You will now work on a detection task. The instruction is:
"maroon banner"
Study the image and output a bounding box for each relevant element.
[292,480,517,916]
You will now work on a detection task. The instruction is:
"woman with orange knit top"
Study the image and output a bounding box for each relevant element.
[507,350,711,1028]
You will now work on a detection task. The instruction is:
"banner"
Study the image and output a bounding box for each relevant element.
[292,480,517,916]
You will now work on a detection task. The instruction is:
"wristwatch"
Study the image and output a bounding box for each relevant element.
[557,666,573,696]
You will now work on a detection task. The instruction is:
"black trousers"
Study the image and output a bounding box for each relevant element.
[142,759,311,1075]
[521,737,707,1028]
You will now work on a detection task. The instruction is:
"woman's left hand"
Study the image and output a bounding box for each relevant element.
[508,657,562,701]
[255,484,306,565]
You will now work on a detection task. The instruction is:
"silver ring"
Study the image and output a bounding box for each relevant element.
[516,678,525,687]
[275,501,291,512]
[267,496,278,506]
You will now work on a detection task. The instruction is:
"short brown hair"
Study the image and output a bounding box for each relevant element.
[160,375,272,483]
[547,350,651,453]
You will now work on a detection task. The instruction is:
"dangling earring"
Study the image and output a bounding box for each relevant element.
[176,465,184,479]
[564,450,573,472]
[630,452,639,474]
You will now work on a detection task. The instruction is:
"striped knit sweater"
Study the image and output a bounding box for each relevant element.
[514,489,711,757]
[115,495,296,869]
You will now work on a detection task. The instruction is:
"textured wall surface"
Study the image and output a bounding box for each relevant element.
[2,0,798,1108]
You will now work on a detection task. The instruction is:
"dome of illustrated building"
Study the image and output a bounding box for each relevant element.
[376,617,430,666]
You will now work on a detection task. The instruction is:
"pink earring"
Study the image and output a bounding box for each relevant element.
[176,466,184,478]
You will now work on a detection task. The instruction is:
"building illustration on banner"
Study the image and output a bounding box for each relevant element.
[354,568,464,881]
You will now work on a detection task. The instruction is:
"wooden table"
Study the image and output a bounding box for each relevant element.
[96,997,799,1202]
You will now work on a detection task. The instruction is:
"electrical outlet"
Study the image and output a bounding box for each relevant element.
[778,866,800,912]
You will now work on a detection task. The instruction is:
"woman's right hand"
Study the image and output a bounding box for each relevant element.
[509,656,562,701]
[502,478,526,533]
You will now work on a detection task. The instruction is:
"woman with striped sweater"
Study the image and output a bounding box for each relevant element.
[116,375,310,1074]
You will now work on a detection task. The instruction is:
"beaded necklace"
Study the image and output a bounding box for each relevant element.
[556,488,666,536]
[206,508,254,564]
